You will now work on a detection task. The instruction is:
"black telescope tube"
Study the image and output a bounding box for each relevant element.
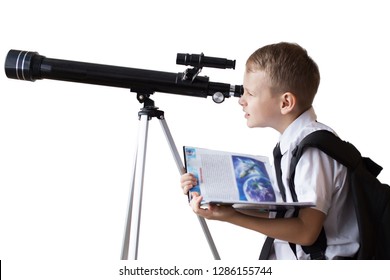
[5,50,243,99]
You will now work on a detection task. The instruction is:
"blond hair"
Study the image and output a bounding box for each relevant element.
[246,42,320,110]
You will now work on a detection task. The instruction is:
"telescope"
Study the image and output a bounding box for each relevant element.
[4,50,243,104]
[4,49,242,260]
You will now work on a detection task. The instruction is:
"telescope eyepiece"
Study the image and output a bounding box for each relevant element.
[176,53,236,70]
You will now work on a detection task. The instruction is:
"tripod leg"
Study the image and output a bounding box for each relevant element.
[120,143,136,260]
[121,114,149,260]
[159,116,186,175]
[159,116,221,260]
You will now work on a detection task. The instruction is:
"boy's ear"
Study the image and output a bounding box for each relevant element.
[280,92,296,114]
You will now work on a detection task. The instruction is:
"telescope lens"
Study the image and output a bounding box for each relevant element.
[5,50,40,81]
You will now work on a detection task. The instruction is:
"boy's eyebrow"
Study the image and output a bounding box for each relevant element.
[244,87,255,95]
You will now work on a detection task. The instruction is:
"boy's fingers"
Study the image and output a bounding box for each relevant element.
[182,184,191,194]
[181,174,197,184]
[190,193,203,212]
[180,173,198,194]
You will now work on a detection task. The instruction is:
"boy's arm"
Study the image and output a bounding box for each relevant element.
[228,207,325,246]
[191,193,325,246]
[235,209,270,218]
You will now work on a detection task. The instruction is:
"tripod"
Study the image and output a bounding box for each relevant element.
[120,94,220,260]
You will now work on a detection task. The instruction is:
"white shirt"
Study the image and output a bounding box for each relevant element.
[269,107,359,259]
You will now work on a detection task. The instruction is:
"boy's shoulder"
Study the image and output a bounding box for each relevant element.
[281,108,335,152]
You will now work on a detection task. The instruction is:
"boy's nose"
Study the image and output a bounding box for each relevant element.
[238,95,246,106]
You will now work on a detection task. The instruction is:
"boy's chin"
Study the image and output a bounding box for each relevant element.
[246,122,256,128]
[246,121,265,129]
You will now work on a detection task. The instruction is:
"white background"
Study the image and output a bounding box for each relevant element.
[1,0,389,278]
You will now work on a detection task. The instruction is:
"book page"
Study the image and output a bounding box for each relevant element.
[184,146,276,203]
[199,153,238,201]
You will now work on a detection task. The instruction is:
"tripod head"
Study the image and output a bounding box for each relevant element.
[4,50,243,104]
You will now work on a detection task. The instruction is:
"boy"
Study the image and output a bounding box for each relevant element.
[180,42,359,259]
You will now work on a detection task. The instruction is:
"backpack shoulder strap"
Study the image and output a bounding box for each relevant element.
[290,129,383,179]
[288,130,360,260]
[288,130,361,203]
[290,130,361,172]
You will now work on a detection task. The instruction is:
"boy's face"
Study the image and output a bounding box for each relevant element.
[239,70,282,129]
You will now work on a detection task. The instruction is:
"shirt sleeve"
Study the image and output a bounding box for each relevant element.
[292,147,338,214]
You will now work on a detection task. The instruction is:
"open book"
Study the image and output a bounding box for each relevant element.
[183,146,315,211]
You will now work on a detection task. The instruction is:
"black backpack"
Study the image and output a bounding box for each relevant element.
[288,130,390,259]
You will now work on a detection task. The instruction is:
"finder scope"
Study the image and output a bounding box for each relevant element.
[176,53,236,69]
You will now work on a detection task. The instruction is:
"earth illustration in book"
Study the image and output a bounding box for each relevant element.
[233,156,276,202]
[243,175,276,202]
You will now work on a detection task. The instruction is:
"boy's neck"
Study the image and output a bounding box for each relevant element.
[276,106,311,134]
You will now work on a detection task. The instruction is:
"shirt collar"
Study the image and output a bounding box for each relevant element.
[279,107,317,155]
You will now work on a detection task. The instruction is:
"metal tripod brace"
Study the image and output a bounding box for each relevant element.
[120,93,220,260]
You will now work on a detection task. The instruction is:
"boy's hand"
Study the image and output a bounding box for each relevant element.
[190,192,238,221]
[180,173,197,194]
[181,173,239,221]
